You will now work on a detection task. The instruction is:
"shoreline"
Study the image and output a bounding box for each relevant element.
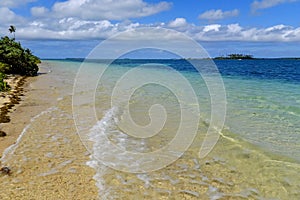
[0,62,64,160]
[0,63,57,159]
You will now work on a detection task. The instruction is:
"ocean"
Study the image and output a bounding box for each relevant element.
[1,59,299,199]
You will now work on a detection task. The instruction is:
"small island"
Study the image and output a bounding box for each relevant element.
[214,54,254,60]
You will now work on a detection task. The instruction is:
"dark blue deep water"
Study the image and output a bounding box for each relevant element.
[92,58,300,83]
[214,59,300,83]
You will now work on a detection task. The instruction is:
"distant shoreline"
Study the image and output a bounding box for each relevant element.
[41,57,300,61]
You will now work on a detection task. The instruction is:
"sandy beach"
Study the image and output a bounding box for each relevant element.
[0,63,98,199]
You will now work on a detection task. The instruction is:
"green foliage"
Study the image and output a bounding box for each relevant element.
[0,72,9,91]
[0,26,40,91]
[0,62,10,73]
[228,54,254,59]
[0,36,40,76]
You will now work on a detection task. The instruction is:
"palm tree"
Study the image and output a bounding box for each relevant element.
[25,48,32,55]
[8,25,16,40]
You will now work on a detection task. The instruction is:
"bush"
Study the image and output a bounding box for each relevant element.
[0,62,10,73]
[0,72,9,91]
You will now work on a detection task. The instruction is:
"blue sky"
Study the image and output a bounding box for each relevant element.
[1,0,300,58]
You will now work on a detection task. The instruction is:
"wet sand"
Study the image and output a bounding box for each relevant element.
[0,63,98,199]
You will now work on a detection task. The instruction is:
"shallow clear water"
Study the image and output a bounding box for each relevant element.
[75,58,300,162]
[70,58,300,199]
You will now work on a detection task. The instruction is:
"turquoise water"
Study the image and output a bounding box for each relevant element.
[72,58,300,161]
[52,59,300,199]
[224,77,300,161]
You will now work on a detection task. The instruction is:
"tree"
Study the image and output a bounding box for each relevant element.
[8,25,16,40]
[0,29,40,91]
[0,36,40,76]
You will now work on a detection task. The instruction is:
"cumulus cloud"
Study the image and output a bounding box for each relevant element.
[199,9,239,21]
[0,7,24,25]
[203,24,221,32]
[196,24,300,42]
[227,24,242,33]
[17,18,142,40]
[31,0,172,20]
[251,0,298,11]
[168,18,188,28]
[1,3,299,43]
[0,0,36,8]
[8,17,300,43]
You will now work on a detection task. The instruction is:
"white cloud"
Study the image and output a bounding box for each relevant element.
[6,19,300,42]
[17,18,142,40]
[168,18,188,28]
[0,0,36,8]
[196,24,300,42]
[203,24,221,32]
[199,9,239,21]
[1,8,300,43]
[251,0,298,11]
[0,7,24,24]
[31,6,49,17]
[32,0,172,20]
[227,24,242,33]
[265,24,288,32]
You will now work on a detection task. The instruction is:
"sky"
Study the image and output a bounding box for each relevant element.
[0,0,300,58]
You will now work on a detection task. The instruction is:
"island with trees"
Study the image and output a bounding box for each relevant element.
[214,54,254,60]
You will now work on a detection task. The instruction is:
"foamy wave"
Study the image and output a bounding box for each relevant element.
[88,107,153,166]
[86,107,119,199]
[87,107,155,199]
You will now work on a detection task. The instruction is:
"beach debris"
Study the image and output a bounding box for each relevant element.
[0,130,7,137]
[179,190,200,198]
[0,76,26,124]
[0,166,11,175]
